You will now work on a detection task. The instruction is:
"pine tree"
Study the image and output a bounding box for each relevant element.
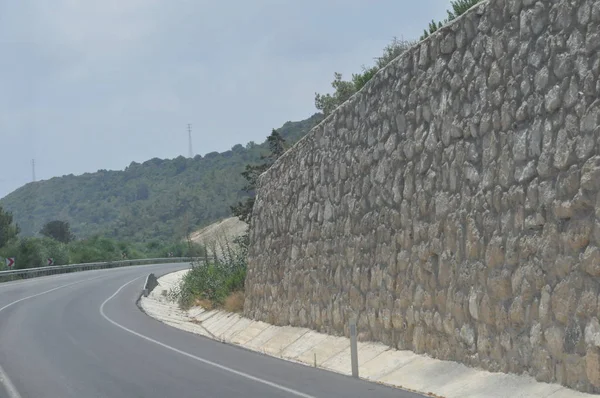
[0,205,19,249]
[231,129,287,224]
[447,0,481,21]
[420,0,483,40]
[40,220,75,243]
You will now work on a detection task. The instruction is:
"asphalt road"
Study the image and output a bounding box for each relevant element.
[0,263,424,398]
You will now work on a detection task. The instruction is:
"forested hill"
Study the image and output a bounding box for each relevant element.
[0,113,323,242]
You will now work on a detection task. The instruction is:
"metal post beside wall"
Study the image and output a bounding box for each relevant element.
[349,319,359,378]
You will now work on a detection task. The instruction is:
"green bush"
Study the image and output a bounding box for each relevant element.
[68,236,123,263]
[170,234,247,309]
[173,261,246,308]
[420,0,484,40]
[0,234,205,269]
[0,237,69,269]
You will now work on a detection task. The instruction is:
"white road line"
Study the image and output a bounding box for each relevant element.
[100,277,318,398]
[0,274,107,398]
[0,275,104,313]
[0,363,21,398]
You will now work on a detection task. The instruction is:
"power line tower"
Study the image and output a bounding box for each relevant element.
[187,123,194,158]
[31,159,36,182]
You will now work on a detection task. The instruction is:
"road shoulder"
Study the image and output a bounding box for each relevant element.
[139,270,594,398]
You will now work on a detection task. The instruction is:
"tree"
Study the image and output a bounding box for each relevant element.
[40,220,75,243]
[315,1,483,116]
[421,20,444,40]
[447,0,482,19]
[265,129,287,161]
[315,37,414,117]
[0,205,19,248]
[136,183,150,200]
[231,144,245,153]
[315,72,357,116]
[374,37,414,69]
[230,163,269,224]
[231,129,287,224]
[420,0,483,40]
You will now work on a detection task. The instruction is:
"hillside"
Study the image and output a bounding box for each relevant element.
[189,216,247,258]
[1,113,323,242]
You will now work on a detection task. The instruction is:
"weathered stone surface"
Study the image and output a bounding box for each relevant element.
[565,354,587,390]
[545,326,565,359]
[245,0,600,393]
[552,280,576,325]
[582,246,600,276]
[533,348,553,383]
[585,318,600,348]
[578,290,598,318]
[581,156,600,191]
[587,347,600,388]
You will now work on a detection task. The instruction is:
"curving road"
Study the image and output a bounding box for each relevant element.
[0,263,424,398]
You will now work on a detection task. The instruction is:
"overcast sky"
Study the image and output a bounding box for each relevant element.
[0,0,451,199]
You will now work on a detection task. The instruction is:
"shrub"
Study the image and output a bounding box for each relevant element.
[171,233,247,309]
[224,291,245,313]
[420,0,484,40]
[0,233,204,270]
[0,237,70,269]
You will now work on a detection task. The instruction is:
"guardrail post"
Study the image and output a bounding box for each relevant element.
[349,318,359,378]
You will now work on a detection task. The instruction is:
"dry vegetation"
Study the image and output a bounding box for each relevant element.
[224,291,245,313]
[170,218,248,312]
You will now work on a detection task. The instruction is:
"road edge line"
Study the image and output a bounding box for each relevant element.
[0,362,21,398]
[0,274,108,398]
[100,277,317,398]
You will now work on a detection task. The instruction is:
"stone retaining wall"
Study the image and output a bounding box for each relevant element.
[245,0,600,393]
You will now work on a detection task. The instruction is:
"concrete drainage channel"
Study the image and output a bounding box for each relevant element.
[136,271,433,396]
[138,270,600,398]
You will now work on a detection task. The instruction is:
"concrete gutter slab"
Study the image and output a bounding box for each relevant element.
[139,269,599,398]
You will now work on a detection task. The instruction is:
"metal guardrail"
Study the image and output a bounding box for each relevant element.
[0,257,198,283]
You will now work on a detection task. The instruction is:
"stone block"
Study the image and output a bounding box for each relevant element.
[587,346,600,388]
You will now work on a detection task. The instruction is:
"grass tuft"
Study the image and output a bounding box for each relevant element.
[224,291,245,313]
